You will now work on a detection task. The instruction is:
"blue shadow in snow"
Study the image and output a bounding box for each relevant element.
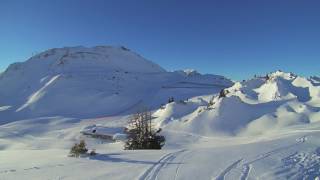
[89,153,181,165]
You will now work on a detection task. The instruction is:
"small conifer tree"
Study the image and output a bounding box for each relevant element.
[168,97,175,103]
[69,140,88,157]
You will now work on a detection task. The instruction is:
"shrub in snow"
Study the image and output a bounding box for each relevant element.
[219,89,229,98]
[124,111,165,150]
[89,149,97,156]
[168,97,175,103]
[265,74,270,80]
[208,98,215,106]
[69,140,88,157]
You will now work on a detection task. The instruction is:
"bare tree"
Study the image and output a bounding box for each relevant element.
[124,110,165,150]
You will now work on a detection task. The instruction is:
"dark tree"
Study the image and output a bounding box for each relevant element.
[69,140,88,157]
[219,89,229,98]
[168,97,175,103]
[265,74,270,80]
[124,110,165,150]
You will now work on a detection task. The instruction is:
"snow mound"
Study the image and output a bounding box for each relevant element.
[154,71,320,136]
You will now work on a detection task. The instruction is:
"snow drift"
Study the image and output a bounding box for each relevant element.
[154,71,320,136]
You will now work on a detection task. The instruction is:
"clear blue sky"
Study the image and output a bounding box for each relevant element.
[1,0,320,80]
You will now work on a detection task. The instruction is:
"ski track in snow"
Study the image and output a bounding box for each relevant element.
[173,150,193,180]
[240,164,251,180]
[214,159,243,180]
[214,135,308,180]
[138,149,187,180]
[273,148,320,179]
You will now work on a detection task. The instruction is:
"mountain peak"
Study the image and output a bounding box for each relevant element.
[267,70,296,80]
[174,69,200,76]
[0,45,232,121]
[4,46,166,77]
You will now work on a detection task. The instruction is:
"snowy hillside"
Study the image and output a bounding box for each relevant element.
[155,71,320,136]
[1,107,320,180]
[1,48,320,180]
[0,46,232,123]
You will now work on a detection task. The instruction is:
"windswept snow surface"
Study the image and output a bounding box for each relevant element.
[1,115,320,180]
[155,71,320,136]
[1,48,320,180]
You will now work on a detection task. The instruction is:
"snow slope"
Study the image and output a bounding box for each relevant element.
[154,71,320,136]
[0,46,232,123]
[1,114,320,180]
[1,47,320,180]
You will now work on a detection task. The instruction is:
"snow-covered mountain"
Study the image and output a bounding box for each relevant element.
[0,46,233,123]
[155,71,320,136]
[1,47,320,180]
